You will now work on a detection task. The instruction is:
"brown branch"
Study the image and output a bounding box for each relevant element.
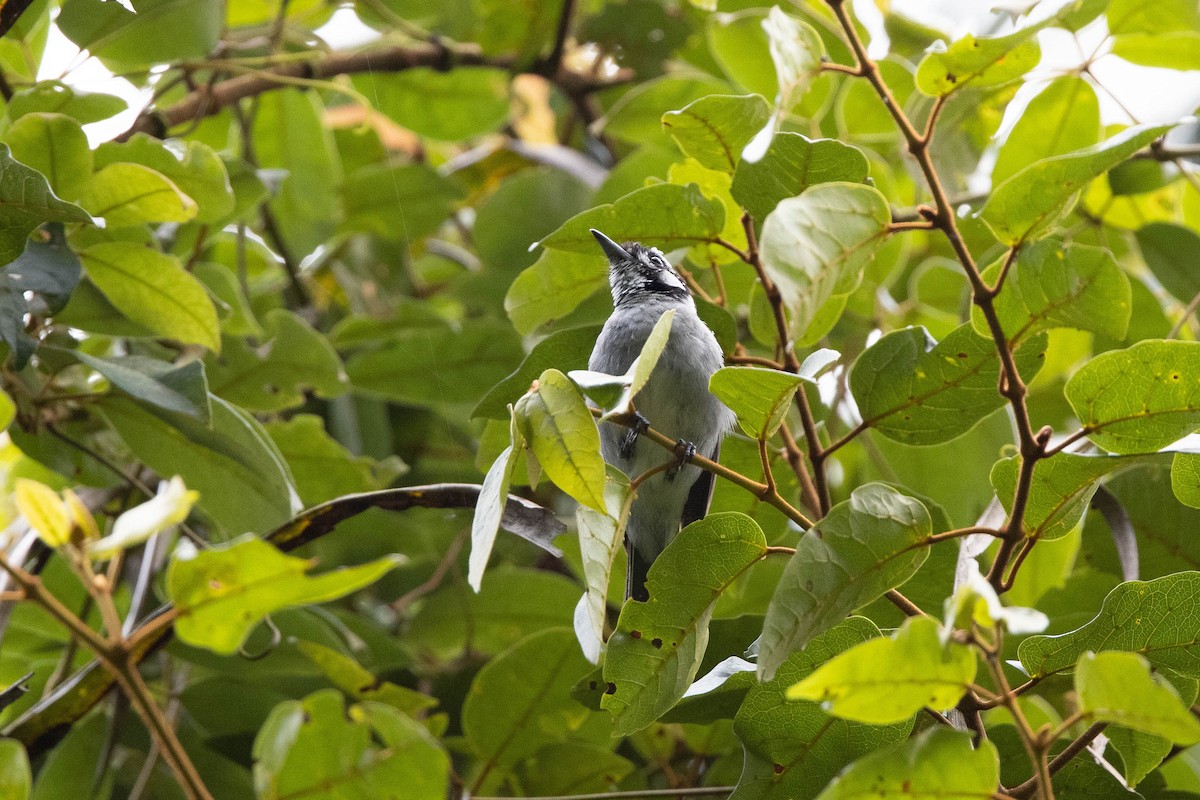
[885,589,927,618]
[116,41,632,142]
[1008,723,1107,800]
[824,0,1047,590]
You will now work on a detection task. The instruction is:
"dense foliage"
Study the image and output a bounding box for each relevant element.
[1,0,1200,798]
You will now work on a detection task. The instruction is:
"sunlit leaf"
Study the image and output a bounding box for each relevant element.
[663,94,771,172]
[815,728,999,800]
[709,366,807,440]
[539,182,724,253]
[515,369,607,513]
[78,162,198,226]
[1076,651,1200,744]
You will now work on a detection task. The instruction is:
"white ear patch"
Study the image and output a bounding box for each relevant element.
[657,269,685,290]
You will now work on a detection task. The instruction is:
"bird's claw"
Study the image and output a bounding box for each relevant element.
[619,412,650,460]
[667,440,697,481]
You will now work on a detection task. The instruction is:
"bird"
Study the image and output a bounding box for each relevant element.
[587,229,734,602]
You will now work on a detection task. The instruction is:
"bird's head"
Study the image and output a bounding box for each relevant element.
[590,228,689,308]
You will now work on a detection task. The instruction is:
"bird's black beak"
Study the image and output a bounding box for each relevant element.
[590,229,629,263]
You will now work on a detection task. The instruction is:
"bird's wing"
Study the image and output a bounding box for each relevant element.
[680,442,720,528]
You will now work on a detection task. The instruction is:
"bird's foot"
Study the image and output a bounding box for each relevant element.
[667,439,697,481]
[619,412,650,460]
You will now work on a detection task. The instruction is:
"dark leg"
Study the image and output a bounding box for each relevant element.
[667,439,696,481]
[619,411,650,460]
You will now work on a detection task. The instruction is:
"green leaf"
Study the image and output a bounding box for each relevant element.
[1135,222,1200,306]
[70,351,210,421]
[7,81,126,124]
[1,228,81,367]
[709,366,807,440]
[169,535,400,654]
[253,689,447,800]
[94,135,234,223]
[662,94,771,172]
[1019,572,1200,678]
[758,483,932,680]
[1065,340,1200,454]
[474,324,602,419]
[759,182,890,338]
[992,77,1100,184]
[1105,671,1198,788]
[991,453,1153,541]
[2,112,91,200]
[1076,651,1200,744]
[1172,452,1200,508]
[251,88,341,258]
[732,617,912,800]
[915,27,1042,96]
[787,616,975,725]
[980,123,1172,244]
[574,471,632,664]
[603,513,767,734]
[293,641,437,716]
[762,6,825,108]
[515,369,607,513]
[193,260,262,337]
[570,309,675,420]
[265,414,396,506]
[469,415,522,592]
[730,133,869,224]
[0,143,90,265]
[814,728,999,800]
[353,67,510,141]
[849,323,1046,446]
[474,0,555,58]
[0,739,30,800]
[207,309,347,411]
[473,167,592,274]
[604,75,731,145]
[707,10,777,97]
[539,182,725,253]
[973,241,1131,345]
[100,395,299,534]
[462,628,594,779]
[78,162,198,226]
[80,241,220,351]
[504,249,608,335]
[56,0,222,68]
[340,162,463,242]
[1112,31,1200,69]
[1108,0,1200,69]
[345,320,522,406]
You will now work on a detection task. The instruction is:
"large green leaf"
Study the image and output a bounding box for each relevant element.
[574,471,631,664]
[973,241,1131,345]
[980,123,1172,244]
[602,513,767,734]
[207,309,347,411]
[1018,572,1200,678]
[849,323,1046,446]
[709,366,807,440]
[1076,651,1200,744]
[992,77,1100,184]
[2,112,91,201]
[253,689,447,800]
[473,167,592,274]
[0,143,90,266]
[99,395,299,535]
[539,182,724,253]
[604,75,730,145]
[662,94,771,172]
[77,162,198,226]
[1135,222,1200,306]
[265,414,397,506]
[990,453,1153,541]
[345,320,522,406]
[80,241,220,351]
[69,351,210,421]
[169,535,400,655]
[0,739,30,800]
[732,617,912,800]
[474,324,602,419]
[1173,452,1200,509]
[730,133,869,224]
[7,81,126,124]
[814,728,999,800]
[340,162,463,242]
[787,616,975,725]
[758,182,890,338]
[504,249,608,335]
[353,67,509,141]
[915,27,1042,96]
[707,9,776,97]
[469,413,522,592]
[757,484,932,680]
[56,0,222,68]
[760,6,824,109]
[1108,0,1200,69]
[94,135,234,223]
[462,628,594,783]
[1065,340,1200,454]
[515,369,607,513]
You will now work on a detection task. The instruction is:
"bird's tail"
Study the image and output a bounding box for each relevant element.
[626,545,653,602]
